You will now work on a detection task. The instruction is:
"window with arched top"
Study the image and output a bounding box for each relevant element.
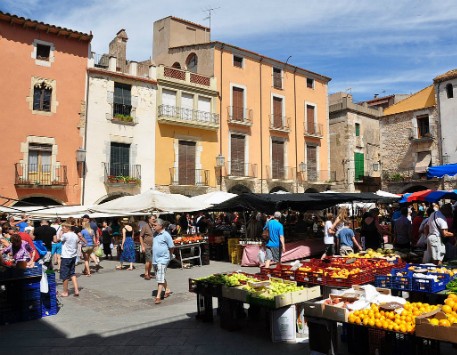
[186,53,198,73]
[446,83,454,99]
[172,62,181,69]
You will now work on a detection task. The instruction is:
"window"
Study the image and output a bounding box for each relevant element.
[181,93,194,120]
[273,67,282,89]
[306,78,314,89]
[36,44,51,61]
[178,141,196,185]
[186,53,198,73]
[233,55,243,68]
[231,134,245,176]
[306,145,318,182]
[27,144,52,184]
[272,140,285,179]
[355,123,360,137]
[446,83,454,99]
[417,115,430,138]
[197,96,211,121]
[172,62,181,69]
[113,83,132,117]
[354,152,364,181]
[110,142,130,177]
[33,82,52,112]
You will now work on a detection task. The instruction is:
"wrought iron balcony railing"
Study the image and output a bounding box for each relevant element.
[15,164,68,186]
[304,123,323,137]
[269,114,290,132]
[266,165,295,180]
[169,167,209,186]
[227,106,253,125]
[158,104,219,127]
[225,162,257,178]
[103,163,141,185]
[303,170,336,183]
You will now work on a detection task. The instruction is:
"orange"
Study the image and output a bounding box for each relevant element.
[439,319,451,327]
[429,318,439,326]
[447,293,457,300]
[444,299,455,308]
[452,303,457,312]
[442,305,452,314]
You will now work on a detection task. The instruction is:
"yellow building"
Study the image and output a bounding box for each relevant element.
[153,17,332,193]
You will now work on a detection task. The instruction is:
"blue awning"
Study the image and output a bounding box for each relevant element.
[427,163,457,178]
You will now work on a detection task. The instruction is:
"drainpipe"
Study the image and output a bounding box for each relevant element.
[293,67,298,192]
[435,81,444,189]
[259,56,264,193]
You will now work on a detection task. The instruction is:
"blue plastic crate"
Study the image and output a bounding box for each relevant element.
[374,275,392,288]
[20,281,41,291]
[21,310,42,321]
[41,306,59,317]
[22,290,41,301]
[412,273,450,293]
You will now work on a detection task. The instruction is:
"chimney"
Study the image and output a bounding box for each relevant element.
[109,29,128,65]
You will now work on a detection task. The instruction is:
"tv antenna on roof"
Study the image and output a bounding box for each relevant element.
[203,6,220,40]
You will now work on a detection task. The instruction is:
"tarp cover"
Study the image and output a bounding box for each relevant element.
[208,192,387,213]
[427,163,457,178]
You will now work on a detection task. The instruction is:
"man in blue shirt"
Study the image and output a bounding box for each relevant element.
[264,211,286,268]
[152,218,174,304]
[337,220,362,255]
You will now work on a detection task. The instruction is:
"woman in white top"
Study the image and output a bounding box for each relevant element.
[322,213,335,259]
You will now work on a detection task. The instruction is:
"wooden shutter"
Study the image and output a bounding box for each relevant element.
[306,105,315,134]
[272,140,284,179]
[179,141,196,185]
[354,152,364,181]
[230,135,245,176]
[273,97,283,128]
[232,87,244,121]
[110,143,130,176]
[306,145,317,181]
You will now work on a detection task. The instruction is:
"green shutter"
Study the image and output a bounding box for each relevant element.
[355,123,360,137]
[354,152,364,180]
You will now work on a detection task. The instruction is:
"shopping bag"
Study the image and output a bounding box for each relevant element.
[95,246,104,258]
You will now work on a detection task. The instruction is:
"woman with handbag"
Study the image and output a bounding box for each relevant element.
[116,218,136,270]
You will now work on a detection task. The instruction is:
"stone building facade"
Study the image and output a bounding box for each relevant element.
[380,85,441,193]
[329,93,383,192]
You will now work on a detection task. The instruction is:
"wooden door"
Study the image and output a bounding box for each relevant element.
[230,135,245,176]
[179,141,196,185]
[272,140,284,179]
[273,97,283,128]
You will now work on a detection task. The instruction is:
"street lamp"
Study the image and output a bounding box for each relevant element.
[215,154,225,190]
[76,148,87,163]
[298,161,306,173]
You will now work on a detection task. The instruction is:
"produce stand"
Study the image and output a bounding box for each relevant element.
[174,241,206,269]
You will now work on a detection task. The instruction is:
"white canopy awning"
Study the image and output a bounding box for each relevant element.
[189,191,236,206]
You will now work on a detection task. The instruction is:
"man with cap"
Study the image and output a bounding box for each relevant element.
[263,211,286,268]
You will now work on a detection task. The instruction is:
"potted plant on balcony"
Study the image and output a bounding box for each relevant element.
[113,114,134,123]
[125,176,140,185]
[52,179,61,185]
[107,175,118,184]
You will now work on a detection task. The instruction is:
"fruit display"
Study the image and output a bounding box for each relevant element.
[197,272,261,287]
[348,301,439,333]
[242,279,305,299]
[428,294,457,326]
[345,248,398,261]
[173,235,204,245]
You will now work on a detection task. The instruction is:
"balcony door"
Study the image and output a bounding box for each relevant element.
[306,105,316,134]
[110,142,130,177]
[306,145,318,182]
[181,93,194,121]
[272,140,285,179]
[273,97,283,128]
[28,143,52,184]
[230,134,245,176]
[232,87,244,121]
[178,141,196,185]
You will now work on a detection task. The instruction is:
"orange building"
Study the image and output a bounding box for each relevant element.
[153,17,332,193]
[0,12,91,206]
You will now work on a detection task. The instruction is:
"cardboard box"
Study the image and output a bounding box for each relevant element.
[306,285,321,300]
[351,284,391,296]
[415,309,457,343]
[303,298,324,318]
[322,301,350,322]
[221,285,248,302]
[270,305,297,342]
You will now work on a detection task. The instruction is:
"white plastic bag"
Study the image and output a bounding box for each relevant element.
[258,248,266,264]
[40,265,49,293]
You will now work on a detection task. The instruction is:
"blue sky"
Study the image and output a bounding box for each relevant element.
[3,0,457,102]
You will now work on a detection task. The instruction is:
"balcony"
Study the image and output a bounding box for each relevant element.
[158,105,219,130]
[169,167,209,186]
[266,165,295,180]
[112,103,135,124]
[269,115,290,132]
[156,66,217,91]
[409,127,435,144]
[15,164,68,188]
[227,106,253,126]
[304,123,323,138]
[302,170,336,183]
[225,162,257,178]
[103,163,141,186]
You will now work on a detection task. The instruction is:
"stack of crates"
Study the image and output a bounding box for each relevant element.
[41,272,59,317]
[20,279,42,321]
[227,238,240,264]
